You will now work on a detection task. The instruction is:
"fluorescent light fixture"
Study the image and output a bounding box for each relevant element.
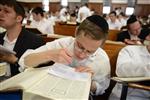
[42,0,49,12]
[125,7,134,15]
[61,0,68,7]
[44,6,49,12]
[103,6,110,14]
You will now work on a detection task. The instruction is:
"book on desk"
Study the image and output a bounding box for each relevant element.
[0,63,91,100]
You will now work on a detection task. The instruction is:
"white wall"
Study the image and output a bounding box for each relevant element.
[112,0,127,4]
[17,0,150,4]
[89,0,103,3]
[17,0,60,2]
[17,0,81,2]
[68,0,81,2]
[137,0,150,4]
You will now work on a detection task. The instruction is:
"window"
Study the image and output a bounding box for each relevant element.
[61,0,68,7]
[103,6,111,14]
[125,7,134,15]
[42,0,49,12]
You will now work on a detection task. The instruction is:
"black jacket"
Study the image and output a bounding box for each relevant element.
[0,27,45,76]
[117,28,150,42]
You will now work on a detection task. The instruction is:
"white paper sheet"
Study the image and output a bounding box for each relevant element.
[48,63,89,81]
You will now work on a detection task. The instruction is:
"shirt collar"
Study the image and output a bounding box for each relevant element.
[3,33,17,44]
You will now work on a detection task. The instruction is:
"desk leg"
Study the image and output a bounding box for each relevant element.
[120,83,128,100]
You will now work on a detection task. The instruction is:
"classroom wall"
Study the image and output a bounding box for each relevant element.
[19,1,150,17]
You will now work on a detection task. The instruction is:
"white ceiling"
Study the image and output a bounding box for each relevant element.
[17,0,59,2]
[137,0,150,4]
[17,0,150,4]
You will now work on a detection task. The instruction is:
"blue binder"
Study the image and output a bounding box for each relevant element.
[0,89,22,100]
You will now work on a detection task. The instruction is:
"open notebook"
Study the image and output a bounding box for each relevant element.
[0,63,91,100]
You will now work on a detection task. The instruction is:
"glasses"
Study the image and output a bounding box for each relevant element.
[74,41,96,56]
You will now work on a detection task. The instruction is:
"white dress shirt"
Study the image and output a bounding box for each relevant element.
[77,6,91,23]
[3,33,17,76]
[30,18,54,34]
[107,19,122,30]
[109,45,150,100]
[19,37,110,95]
[0,27,6,33]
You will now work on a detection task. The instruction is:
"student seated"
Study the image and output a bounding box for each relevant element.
[107,11,122,30]
[19,15,111,96]
[30,7,54,34]
[109,33,150,100]
[117,15,150,45]
[0,0,44,77]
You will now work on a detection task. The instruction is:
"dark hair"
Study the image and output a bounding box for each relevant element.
[109,11,117,16]
[0,0,25,21]
[76,15,108,40]
[32,7,45,17]
[127,15,138,25]
[119,12,125,16]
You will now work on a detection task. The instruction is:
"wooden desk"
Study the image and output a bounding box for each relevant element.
[128,82,150,91]
[112,77,150,100]
[54,23,76,37]
[42,34,69,43]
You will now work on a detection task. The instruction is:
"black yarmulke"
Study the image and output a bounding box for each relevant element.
[86,15,109,33]
[127,15,138,25]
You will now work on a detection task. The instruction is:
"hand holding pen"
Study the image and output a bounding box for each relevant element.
[54,42,73,64]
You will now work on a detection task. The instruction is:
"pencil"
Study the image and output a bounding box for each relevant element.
[59,42,65,48]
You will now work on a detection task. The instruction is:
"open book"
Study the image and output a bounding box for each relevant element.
[0,45,16,55]
[0,63,91,100]
[112,76,150,82]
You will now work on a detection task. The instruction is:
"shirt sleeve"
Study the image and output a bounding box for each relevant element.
[18,44,50,72]
[19,37,74,72]
[90,49,111,95]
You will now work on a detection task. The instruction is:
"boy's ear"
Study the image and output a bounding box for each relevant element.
[16,16,23,23]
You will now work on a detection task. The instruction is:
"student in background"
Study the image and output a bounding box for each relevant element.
[0,0,45,77]
[76,3,91,23]
[117,15,150,45]
[109,33,150,100]
[107,11,122,30]
[19,15,111,96]
[30,7,54,34]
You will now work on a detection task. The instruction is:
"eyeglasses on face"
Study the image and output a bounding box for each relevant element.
[74,40,96,56]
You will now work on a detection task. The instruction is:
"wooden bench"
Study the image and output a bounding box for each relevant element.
[103,41,125,76]
[54,23,120,41]
[107,30,120,41]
